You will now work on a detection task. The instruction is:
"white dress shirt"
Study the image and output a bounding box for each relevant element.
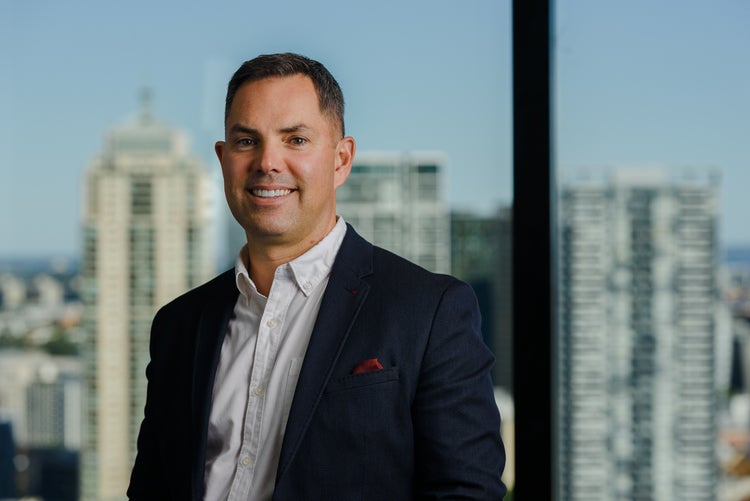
[203,218,347,501]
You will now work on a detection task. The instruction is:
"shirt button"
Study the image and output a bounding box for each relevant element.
[303,281,312,291]
[266,318,278,328]
[241,456,252,466]
[255,386,265,396]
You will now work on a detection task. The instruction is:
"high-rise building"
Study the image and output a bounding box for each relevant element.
[558,169,719,500]
[80,95,214,500]
[336,152,450,273]
[26,362,81,450]
[0,350,76,446]
[451,207,512,391]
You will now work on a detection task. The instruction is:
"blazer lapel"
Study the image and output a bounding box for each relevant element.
[275,226,374,482]
[190,270,238,500]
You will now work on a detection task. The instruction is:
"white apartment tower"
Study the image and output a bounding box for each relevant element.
[558,169,719,501]
[336,152,449,273]
[26,360,82,450]
[80,95,214,500]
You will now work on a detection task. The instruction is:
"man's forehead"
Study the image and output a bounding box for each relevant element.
[228,76,317,114]
[227,76,341,136]
[237,74,315,97]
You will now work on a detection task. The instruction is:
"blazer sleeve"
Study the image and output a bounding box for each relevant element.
[411,279,507,500]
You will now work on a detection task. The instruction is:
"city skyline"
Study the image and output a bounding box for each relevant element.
[2,1,749,257]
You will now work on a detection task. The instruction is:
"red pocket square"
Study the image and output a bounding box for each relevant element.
[351,358,383,374]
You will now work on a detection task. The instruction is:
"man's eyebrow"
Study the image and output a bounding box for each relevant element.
[279,124,311,134]
[227,124,258,136]
[227,124,312,136]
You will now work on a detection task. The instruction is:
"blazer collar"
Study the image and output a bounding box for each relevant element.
[275,224,374,482]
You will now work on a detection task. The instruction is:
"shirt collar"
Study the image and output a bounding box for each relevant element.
[234,217,348,299]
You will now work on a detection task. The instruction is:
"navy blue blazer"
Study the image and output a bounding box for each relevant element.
[128,225,506,500]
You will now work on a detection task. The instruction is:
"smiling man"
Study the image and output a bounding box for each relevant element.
[128,53,506,500]
[217,73,354,296]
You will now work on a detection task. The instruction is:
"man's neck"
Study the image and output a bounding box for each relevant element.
[244,250,291,297]
[243,220,339,296]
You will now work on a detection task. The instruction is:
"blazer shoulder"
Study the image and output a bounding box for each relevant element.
[371,245,462,290]
[156,268,236,318]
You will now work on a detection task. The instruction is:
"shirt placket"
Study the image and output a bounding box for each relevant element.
[227,268,295,500]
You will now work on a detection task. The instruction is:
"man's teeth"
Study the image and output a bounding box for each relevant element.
[251,189,291,198]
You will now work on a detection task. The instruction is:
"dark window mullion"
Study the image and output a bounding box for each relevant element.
[512,0,555,499]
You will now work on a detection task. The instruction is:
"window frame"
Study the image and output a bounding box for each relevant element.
[512,0,556,498]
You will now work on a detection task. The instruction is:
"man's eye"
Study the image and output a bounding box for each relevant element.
[237,138,257,146]
[290,137,307,146]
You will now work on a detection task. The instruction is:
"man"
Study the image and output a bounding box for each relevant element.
[128,53,506,500]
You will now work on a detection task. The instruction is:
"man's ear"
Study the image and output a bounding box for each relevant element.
[214,141,226,163]
[334,136,356,188]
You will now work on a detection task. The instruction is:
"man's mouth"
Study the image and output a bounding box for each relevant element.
[250,188,292,198]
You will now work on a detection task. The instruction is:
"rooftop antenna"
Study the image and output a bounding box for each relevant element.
[139,87,153,122]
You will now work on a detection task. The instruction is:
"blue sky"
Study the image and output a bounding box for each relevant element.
[556,2,750,197]
[0,0,748,257]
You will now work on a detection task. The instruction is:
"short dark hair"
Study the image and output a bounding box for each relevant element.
[224,53,346,136]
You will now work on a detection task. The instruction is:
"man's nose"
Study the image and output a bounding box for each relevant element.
[256,143,282,173]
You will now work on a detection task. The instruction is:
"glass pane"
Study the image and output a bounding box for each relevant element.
[0,1,513,496]
[555,2,750,500]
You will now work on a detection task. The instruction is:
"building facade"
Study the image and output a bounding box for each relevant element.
[558,169,719,500]
[450,207,512,391]
[0,350,79,447]
[336,152,450,273]
[26,361,81,450]
[80,98,214,500]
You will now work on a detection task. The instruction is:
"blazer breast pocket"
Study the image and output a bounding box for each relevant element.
[318,367,402,440]
[325,366,399,394]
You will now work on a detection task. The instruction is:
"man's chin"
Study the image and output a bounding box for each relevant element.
[245,227,286,239]
[241,221,291,241]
